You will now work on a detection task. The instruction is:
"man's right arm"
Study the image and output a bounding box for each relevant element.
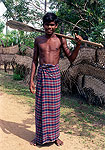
[29,38,39,94]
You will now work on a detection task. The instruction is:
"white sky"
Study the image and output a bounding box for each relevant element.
[0,2,6,20]
[0,2,6,34]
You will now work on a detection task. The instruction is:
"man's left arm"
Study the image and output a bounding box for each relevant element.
[62,34,83,63]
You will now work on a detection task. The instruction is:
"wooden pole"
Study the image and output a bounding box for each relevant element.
[6,20,104,48]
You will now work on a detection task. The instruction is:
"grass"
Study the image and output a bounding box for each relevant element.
[0,70,105,149]
[60,96,105,131]
[60,96,105,149]
[0,70,35,107]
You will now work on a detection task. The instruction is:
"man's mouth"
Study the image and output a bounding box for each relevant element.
[47,30,52,32]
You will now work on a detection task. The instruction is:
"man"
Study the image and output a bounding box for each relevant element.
[29,12,82,146]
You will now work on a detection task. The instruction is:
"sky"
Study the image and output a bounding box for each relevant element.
[0,2,6,20]
[0,2,7,33]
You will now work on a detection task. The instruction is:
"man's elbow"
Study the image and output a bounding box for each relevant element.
[69,56,75,63]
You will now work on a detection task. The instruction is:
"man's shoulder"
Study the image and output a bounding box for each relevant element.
[35,35,45,41]
[55,35,66,45]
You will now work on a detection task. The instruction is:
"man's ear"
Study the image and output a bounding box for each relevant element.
[55,24,58,28]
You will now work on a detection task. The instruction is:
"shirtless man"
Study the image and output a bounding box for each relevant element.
[29,12,82,146]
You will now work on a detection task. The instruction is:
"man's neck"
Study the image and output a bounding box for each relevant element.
[45,33,55,39]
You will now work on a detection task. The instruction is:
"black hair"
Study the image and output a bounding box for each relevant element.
[43,12,59,25]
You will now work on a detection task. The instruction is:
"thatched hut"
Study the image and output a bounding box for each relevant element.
[59,47,105,106]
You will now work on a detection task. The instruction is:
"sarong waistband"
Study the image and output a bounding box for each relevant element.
[39,64,59,69]
[38,64,59,78]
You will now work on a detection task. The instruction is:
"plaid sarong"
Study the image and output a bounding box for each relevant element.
[35,64,61,145]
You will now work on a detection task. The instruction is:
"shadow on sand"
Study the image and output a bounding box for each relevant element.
[0,119,54,148]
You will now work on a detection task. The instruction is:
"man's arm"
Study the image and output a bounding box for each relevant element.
[29,38,39,94]
[61,34,83,63]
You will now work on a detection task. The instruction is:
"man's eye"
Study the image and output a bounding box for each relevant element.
[45,24,55,26]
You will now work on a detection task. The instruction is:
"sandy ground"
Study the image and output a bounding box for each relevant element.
[0,91,104,150]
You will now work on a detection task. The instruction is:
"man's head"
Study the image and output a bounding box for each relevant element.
[43,12,58,35]
[43,12,58,25]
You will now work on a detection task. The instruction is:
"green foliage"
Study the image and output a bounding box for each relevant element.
[2,0,30,22]
[0,33,5,46]
[1,0,104,46]
[18,31,40,49]
[6,30,18,46]
[13,73,23,80]
[2,0,44,25]
[18,31,41,51]
[49,0,105,44]
[0,27,40,48]
[18,44,27,55]
[0,30,18,47]
[13,64,26,80]
[22,32,41,48]
[0,21,5,32]
[90,21,105,46]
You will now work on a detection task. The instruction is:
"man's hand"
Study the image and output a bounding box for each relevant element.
[29,81,35,94]
[75,33,83,45]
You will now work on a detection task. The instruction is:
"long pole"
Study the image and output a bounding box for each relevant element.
[6,20,104,48]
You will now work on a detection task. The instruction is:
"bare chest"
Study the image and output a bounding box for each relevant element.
[38,38,61,52]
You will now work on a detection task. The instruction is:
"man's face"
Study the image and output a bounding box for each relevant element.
[43,21,58,35]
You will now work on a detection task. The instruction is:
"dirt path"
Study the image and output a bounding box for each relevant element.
[0,91,104,150]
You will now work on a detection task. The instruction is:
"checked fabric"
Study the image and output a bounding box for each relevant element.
[35,64,61,145]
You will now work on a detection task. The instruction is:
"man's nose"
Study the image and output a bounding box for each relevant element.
[48,25,51,28]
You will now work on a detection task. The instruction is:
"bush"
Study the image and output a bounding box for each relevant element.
[18,44,27,55]
[13,73,23,80]
[13,64,26,80]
